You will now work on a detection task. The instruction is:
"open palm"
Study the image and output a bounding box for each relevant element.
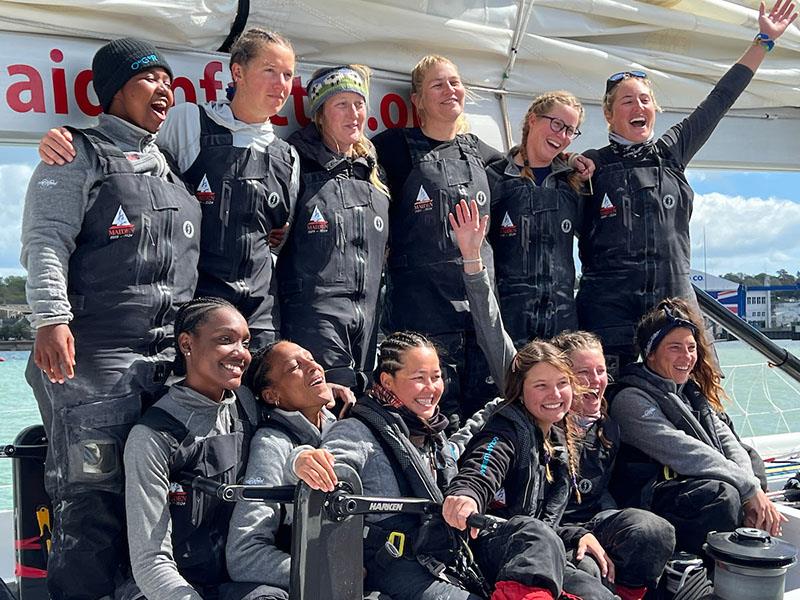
[759,0,798,40]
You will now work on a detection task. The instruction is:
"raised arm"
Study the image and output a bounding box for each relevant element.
[739,0,797,72]
[449,199,516,389]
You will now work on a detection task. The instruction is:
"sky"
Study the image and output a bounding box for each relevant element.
[1,144,799,280]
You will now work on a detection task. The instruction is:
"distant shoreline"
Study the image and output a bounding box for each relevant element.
[0,340,32,351]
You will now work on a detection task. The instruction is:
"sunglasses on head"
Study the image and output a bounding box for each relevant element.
[605,70,648,95]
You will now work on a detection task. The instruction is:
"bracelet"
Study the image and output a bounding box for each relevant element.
[753,32,775,52]
[462,257,482,264]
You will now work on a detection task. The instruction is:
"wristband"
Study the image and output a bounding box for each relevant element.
[462,258,482,264]
[753,32,775,52]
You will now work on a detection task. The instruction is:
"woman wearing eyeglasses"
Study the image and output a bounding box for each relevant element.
[576,0,797,374]
[607,298,785,555]
[485,91,588,349]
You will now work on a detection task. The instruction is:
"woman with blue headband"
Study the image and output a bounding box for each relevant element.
[277,64,389,392]
[576,0,797,375]
[607,297,784,555]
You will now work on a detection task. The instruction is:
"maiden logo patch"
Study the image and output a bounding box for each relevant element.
[599,195,617,219]
[307,205,329,234]
[108,206,135,239]
[413,185,434,213]
[195,174,215,204]
[499,211,517,236]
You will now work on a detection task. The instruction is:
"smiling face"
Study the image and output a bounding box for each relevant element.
[646,327,698,385]
[180,307,251,401]
[605,78,656,143]
[526,102,581,166]
[569,348,607,416]
[380,346,444,421]
[521,362,573,429]
[111,67,173,133]
[319,91,367,154]
[263,341,333,411]
[412,60,465,127]
[232,41,295,119]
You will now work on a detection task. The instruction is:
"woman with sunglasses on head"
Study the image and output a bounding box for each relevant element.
[450,201,674,600]
[39,28,300,350]
[576,0,797,374]
[486,91,589,349]
[277,64,389,392]
[372,55,503,428]
[607,297,785,555]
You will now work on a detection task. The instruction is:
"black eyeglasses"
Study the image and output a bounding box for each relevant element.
[538,115,581,139]
[605,70,648,95]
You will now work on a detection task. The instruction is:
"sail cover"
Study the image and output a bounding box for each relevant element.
[0,0,798,167]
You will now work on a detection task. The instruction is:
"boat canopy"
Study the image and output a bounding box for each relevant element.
[1,0,799,169]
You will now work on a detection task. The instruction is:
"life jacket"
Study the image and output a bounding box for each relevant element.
[607,372,723,509]
[66,127,200,354]
[384,129,494,334]
[183,108,296,332]
[279,124,389,305]
[556,417,620,524]
[468,402,550,521]
[350,397,460,563]
[486,153,580,345]
[137,397,252,585]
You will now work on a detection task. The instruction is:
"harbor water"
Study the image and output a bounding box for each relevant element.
[1,341,800,511]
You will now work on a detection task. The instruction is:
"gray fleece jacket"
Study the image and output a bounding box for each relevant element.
[21,114,173,329]
[124,384,240,600]
[225,407,335,589]
[609,363,761,501]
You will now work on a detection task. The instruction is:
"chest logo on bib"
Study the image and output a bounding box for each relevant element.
[413,185,434,213]
[578,478,593,494]
[195,174,215,204]
[108,206,135,239]
[500,212,517,237]
[168,482,188,506]
[307,205,329,234]
[267,192,280,208]
[374,216,385,232]
[183,221,195,239]
[475,190,487,206]
[662,194,676,209]
[561,219,572,234]
[599,194,617,219]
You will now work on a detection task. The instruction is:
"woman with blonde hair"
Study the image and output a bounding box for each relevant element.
[278,64,389,391]
[609,297,785,554]
[373,54,503,428]
[486,91,588,348]
[576,1,797,373]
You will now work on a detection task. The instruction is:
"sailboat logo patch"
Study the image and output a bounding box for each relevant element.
[413,185,433,213]
[307,205,329,234]
[499,212,517,237]
[599,195,617,219]
[108,206,135,239]
[195,174,215,204]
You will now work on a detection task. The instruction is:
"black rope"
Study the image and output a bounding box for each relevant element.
[218,0,250,53]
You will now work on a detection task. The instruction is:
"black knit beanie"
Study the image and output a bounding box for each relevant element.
[92,38,173,112]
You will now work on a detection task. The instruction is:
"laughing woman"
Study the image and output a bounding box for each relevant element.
[576,0,797,373]
[373,55,502,426]
[486,91,587,348]
[278,65,389,390]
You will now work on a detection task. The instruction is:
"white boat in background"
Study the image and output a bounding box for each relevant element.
[1,1,800,598]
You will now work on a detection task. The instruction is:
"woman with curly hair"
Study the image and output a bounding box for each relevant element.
[608,297,785,554]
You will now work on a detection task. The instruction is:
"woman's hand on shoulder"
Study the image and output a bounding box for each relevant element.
[448,199,487,274]
[576,533,615,583]
[566,152,595,181]
[294,448,337,492]
[326,383,357,417]
[759,0,798,42]
[442,494,480,538]
[743,489,787,536]
[39,127,76,165]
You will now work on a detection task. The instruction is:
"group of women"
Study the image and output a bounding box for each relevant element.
[32,2,798,599]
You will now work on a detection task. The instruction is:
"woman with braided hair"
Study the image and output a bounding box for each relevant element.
[450,199,674,600]
[122,297,284,600]
[485,91,590,349]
